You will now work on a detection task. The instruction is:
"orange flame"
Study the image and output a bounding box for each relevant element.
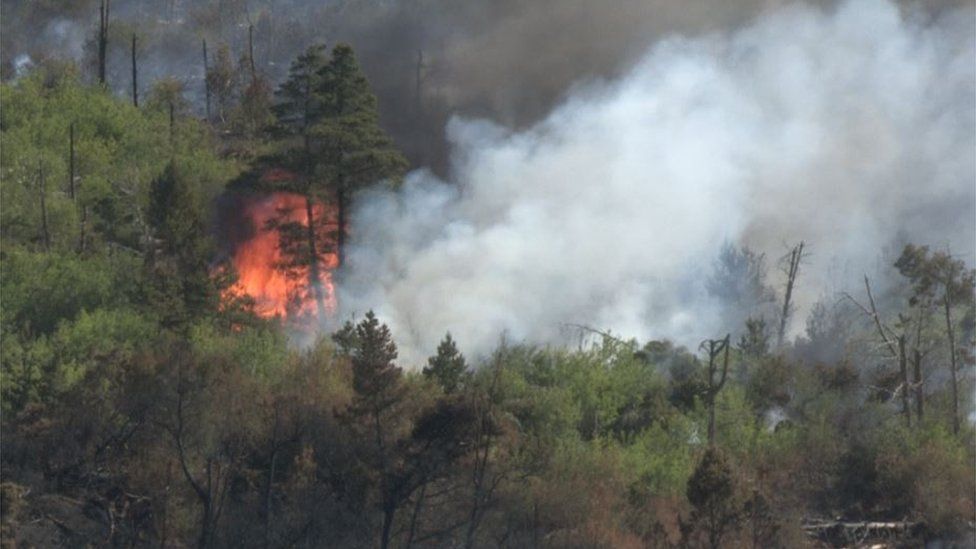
[224,192,338,323]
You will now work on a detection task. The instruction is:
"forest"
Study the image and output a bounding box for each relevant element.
[1,0,975,548]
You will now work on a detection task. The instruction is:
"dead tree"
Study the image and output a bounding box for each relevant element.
[248,25,257,82]
[415,50,425,115]
[912,349,923,420]
[897,336,910,427]
[700,335,731,446]
[98,0,110,85]
[844,276,912,425]
[777,241,804,347]
[131,33,138,107]
[943,282,960,434]
[202,39,211,121]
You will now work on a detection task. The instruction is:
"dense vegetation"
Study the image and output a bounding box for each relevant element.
[1,46,975,548]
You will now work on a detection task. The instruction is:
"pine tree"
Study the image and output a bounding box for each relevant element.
[895,245,976,434]
[270,44,331,318]
[686,448,740,549]
[269,44,405,320]
[423,333,468,393]
[314,43,407,270]
[334,311,405,549]
[144,162,217,329]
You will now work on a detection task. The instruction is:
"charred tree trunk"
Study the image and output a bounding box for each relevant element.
[898,336,911,427]
[98,0,109,85]
[131,33,138,107]
[248,25,257,82]
[777,242,803,347]
[202,39,211,122]
[415,50,424,115]
[944,296,959,434]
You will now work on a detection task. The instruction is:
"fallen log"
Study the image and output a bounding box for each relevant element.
[802,518,924,547]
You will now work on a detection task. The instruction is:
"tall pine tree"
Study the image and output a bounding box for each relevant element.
[269,43,405,320]
[271,44,331,318]
[313,44,407,271]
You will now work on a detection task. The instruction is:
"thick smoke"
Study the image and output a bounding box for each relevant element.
[338,0,976,365]
[3,0,965,173]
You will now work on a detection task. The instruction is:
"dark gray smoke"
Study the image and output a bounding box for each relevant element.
[3,0,966,173]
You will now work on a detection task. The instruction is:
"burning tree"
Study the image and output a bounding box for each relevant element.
[262,43,406,322]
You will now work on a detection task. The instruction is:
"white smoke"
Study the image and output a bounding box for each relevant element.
[339,0,975,365]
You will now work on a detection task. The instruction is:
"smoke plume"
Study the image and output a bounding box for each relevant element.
[338,0,975,365]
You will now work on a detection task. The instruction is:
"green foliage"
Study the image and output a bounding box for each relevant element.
[312,44,408,198]
[422,332,468,393]
[341,310,403,413]
[144,162,219,328]
[1,48,973,549]
[0,248,136,335]
[686,448,740,548]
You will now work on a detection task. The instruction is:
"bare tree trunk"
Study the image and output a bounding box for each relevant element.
[131,33,138,107]
[415,50,424,114]
[203,39,211,122]
[98,0,110,85]
[777,242,803,347]
[944,296,959,434]
[702,335,731,446]
[248,25,256,82]
[913,349,924,421]
[898,336,911,427]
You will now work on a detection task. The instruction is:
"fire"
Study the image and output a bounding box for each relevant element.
[224,191,339,323]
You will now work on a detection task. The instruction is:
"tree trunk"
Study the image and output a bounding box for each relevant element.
[380,503,396,549]
[98,0,109,85]
[248,25,256,82]
[913,349,924,421]
[203,39,211,122]
[304,195,328,320]
[336,187,347,271]
[405,483,426,548]
[131,33,138,107]
[944,296,959,434]
[777,242,803,347]
[898,336,911,427]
